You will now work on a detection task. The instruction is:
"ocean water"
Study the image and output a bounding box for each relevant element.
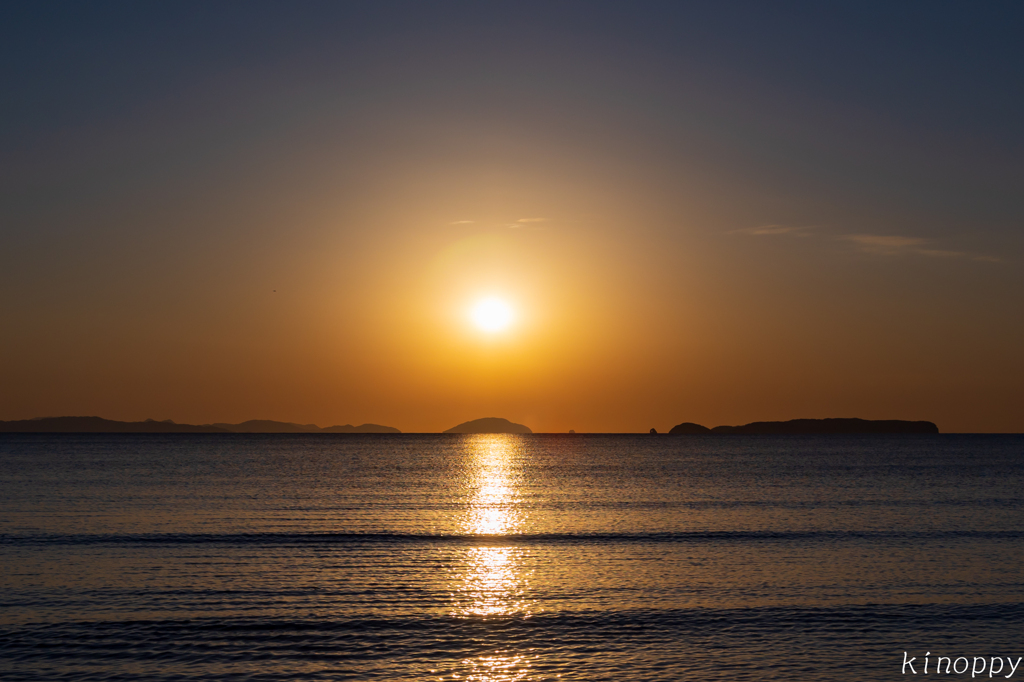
[1,434,1022,681]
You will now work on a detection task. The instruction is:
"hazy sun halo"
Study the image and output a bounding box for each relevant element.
[470,297,515,333]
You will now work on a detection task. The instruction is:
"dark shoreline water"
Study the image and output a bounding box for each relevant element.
[2,434,1022,680]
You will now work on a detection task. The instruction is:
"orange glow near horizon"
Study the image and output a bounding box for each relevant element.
[2,6,1023,436]
[3,201,1018,434]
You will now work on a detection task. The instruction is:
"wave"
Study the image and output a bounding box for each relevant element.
[2,603,1022,681]
[5,601,1024,644]
[4,529,1023,547]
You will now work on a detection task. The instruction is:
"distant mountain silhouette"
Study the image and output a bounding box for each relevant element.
[669,418,938,435]
[210,420,318,433]
[0,417,401,434]
[320,424,402,433]
[443,417,533,434]
[668,422,712,434]
[209,420,400,434]
[0,417,227,433]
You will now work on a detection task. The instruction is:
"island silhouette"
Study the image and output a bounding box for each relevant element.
[668,418,939,434]
[0,415,940,435]
[208,420,400,434]
[443,417,533,434]
[0,417,400,434]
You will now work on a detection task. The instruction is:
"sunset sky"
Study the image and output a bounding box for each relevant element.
[2,2,1022,432]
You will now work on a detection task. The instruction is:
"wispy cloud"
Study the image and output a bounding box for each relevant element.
[843,234,929,249]
[450,220,475,225]
[736,223,1000,262]
[840,234,928,251]
[506,217,549,230]
[733,224,814,236]
[918,248,967,258]
[839,233,999,261]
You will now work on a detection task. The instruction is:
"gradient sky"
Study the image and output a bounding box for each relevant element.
[2,2,1023,432]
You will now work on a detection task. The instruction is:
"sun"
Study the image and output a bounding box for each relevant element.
[470,297,515,333]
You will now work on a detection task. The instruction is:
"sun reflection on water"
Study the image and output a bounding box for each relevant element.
[457,653,534,681]
[444,435,538,678]
[464,436,522,536]
[449,436,534,620]
[457,545,530,616]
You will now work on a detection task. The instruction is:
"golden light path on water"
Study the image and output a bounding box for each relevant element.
[442,435,539,681]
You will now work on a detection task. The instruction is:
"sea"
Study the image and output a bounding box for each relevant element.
[1,434,1022,681]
